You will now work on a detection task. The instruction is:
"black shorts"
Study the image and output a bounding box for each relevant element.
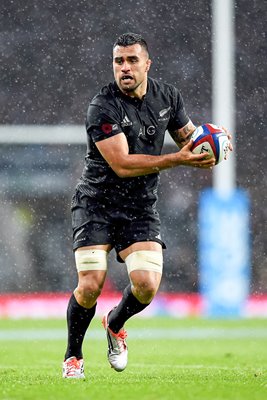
[71,190,166,262]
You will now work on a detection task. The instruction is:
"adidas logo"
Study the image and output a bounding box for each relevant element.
[121,114,132,127]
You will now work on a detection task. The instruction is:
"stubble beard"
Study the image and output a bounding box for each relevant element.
[119,79,143,96]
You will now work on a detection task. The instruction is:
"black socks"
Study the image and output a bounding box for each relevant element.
[64,293,96,360]
[65,285,151,358]
[108,285,150,333]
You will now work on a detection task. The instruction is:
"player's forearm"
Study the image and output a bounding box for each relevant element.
[97,130,214,178]
[169,120,196,148]
[111,152,182,178]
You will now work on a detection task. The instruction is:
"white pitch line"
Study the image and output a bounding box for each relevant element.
[0,328,267,341]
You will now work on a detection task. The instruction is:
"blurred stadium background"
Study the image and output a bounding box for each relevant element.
[0,0,266,318]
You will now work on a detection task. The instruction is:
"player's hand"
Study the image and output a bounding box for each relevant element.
[177,140,216,169]
[221,126,234,152]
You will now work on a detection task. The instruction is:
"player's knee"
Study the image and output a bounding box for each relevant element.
[75,277,104,308]
[132,279,159,304]
[77,279,103,299]
[74,249,108,304]
[125,250,163,303]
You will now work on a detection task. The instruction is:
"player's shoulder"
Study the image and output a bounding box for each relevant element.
[148,77,180,98]
[86,82,122,123]
[90,82,118,107]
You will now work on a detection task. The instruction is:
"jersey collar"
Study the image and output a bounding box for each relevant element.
[112,79,152,105]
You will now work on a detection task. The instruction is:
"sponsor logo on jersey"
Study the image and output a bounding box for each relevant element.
[147,125,156,135]
[138,125,156,137]
[121,114,132,127]
[158,106,171,121]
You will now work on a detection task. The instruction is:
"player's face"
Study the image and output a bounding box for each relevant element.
[113,44,151,98]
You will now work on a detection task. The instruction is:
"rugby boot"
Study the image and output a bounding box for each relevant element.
[102,311,128,372]
[62,356,85,378]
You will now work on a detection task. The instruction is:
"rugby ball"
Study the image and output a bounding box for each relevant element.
[191,123,230,165]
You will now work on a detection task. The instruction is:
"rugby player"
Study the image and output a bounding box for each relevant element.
[62,32,228,378]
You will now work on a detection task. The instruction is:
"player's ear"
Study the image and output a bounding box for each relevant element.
[146,59,152,72]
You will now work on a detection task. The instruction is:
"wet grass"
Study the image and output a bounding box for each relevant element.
[0,318,266,400]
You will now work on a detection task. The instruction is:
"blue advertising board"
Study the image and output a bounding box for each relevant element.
[198,188,250,317]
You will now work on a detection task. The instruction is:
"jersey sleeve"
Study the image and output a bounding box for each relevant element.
[86,99,123,143]
[167,86,190,131]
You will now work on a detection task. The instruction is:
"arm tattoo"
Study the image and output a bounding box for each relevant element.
[169,121,196,148]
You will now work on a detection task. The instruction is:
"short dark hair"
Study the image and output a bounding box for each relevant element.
[113,33,149,55]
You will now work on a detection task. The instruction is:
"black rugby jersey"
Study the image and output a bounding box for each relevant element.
[76,77,189,207]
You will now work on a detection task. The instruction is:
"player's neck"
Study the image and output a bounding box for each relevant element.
[122,79,148,100]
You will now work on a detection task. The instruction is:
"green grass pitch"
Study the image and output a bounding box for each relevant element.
[0,317,266,400]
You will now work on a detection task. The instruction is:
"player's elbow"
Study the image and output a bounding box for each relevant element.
[113,167,132,178]
[110,162,134,178]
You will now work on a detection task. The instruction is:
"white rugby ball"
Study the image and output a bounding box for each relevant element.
[191,123,230,165]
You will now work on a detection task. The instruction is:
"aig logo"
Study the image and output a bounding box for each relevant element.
[147,125,156,135]
[138,125,156,137]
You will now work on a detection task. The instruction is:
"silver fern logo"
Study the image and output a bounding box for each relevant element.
[159,106,171,121]
[159,107,171,118]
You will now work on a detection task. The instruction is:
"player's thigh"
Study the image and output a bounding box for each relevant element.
[119,240,162,260]
[120,241,163,292]
[75,244,112,290]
